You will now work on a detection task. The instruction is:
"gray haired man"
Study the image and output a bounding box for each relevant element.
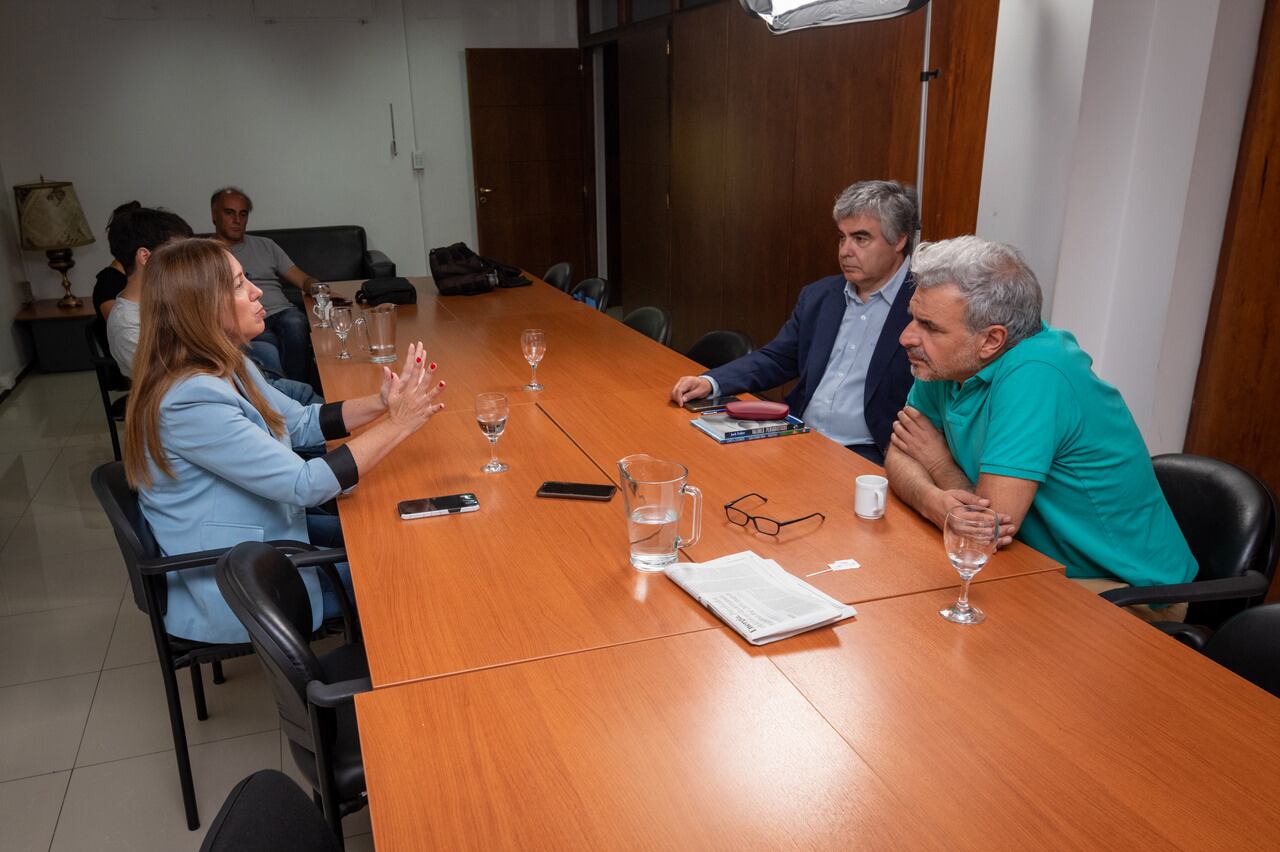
[669,179,919,464]
[886,235,1196,617]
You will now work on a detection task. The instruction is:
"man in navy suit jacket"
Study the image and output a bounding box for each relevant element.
[671,180,918,465]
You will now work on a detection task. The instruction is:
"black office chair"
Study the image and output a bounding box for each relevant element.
[684,330,754,369]
[200,769,341,852]
[91,462,349,831]
[542,261,573,293]
[621,306,672,346]
[91,461,256,830]
[1160,603,1280,698]
[216,541,370,843]
[1101,454,1278,629]
[1203,603,1280,697]
[571,277,610,312]
[85,318,130,461]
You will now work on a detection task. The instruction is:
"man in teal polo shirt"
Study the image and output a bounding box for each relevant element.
[885,236,1195,620]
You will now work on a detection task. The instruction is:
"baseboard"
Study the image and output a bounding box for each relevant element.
[0,362,34,407]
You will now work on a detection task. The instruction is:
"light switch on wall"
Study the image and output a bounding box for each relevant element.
[412,151,425,170]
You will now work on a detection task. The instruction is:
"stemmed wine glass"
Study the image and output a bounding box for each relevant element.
[331,306,354,360]
[939,505,999,624]
[521,329,546,391]
[476,392,510,473]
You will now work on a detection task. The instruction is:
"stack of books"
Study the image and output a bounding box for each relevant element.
[690,411,810,444]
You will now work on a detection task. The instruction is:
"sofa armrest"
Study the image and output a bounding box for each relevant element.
[364,250,396,279]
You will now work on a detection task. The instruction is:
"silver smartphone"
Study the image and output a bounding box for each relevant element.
[397,493,479,520]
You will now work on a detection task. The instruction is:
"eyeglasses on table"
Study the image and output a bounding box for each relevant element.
[724,492,825,536]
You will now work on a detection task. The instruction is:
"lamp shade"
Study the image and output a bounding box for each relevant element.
[739,0,929,34]
[13,181,95,250]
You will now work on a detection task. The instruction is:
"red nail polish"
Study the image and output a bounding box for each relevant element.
[429,362,437,371]
[416,356,422,363]
[438,380,446,388]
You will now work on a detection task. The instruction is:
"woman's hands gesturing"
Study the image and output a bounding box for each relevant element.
[384,341,445,433]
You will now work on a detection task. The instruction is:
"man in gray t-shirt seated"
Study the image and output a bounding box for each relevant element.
[210,186,318,385]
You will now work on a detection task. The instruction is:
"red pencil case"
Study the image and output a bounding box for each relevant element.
[724,400,790,420]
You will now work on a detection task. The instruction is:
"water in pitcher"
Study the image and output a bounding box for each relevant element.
[627,506,680,571]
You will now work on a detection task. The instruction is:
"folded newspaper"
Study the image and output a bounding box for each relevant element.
[665,551,857,645]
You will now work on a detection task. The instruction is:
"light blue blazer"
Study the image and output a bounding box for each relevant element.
[139,360,347,644]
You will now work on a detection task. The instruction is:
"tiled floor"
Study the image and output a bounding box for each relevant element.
[0,372,374,851]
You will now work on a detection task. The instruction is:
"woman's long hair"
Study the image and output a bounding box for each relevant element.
[123,238,285,488]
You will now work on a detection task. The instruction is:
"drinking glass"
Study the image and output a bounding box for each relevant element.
[330,306,354,360]
[311,282,332,328]
[521,329,546,391]
[939,505,999,624]
[476,392,510,473]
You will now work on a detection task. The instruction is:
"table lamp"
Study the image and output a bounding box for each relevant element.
[13,179,95,308]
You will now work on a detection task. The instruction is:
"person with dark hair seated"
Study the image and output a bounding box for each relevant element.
[104,206,194,374]
[93,200,142,321]
[122,238,446,644]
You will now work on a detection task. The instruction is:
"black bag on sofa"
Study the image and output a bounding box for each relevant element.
[429,242,531,295]
[355,277,417,306]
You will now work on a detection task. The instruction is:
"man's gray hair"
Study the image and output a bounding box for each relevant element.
[210,186,253,211]
[911,236,1043,348]
[832,180,919,255]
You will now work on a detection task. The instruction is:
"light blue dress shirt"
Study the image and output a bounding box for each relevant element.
[793,261,909,446]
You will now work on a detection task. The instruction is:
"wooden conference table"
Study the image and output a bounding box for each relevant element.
[312,279,1280,849]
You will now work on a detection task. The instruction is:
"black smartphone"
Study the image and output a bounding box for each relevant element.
[683,394,741,412]
[536,481,617,501]
[397,493,480,519]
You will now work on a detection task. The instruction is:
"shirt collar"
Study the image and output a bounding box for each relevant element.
[968,320,1051,385]
[844,257,909,307]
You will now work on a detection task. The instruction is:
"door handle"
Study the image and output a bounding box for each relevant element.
[478,186,493,205]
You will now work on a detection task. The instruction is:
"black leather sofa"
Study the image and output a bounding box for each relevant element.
[249,225,395,282]
[200,225,396,309]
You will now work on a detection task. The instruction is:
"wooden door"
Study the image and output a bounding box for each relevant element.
[466,49,593,280]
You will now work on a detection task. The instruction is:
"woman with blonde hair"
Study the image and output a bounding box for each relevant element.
[124,238,444,644]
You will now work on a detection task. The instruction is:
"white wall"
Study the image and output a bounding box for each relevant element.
[976,0,1094,309]
[0,0,577,311]
[0,0,424,300]
[1051,0,1263,453]
[1149,0,1266,453]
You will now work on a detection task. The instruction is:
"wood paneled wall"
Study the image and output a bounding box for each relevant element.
[1186,0,1280,599]
[616,27,671,310]
[611,0,999,353]
[782,12,925,319]
[670,6,730,351]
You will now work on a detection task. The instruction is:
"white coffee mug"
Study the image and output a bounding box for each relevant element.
[855,474,888,519]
